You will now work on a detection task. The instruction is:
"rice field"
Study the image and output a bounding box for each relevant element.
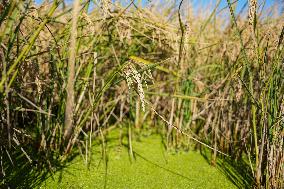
[0,0,283,188]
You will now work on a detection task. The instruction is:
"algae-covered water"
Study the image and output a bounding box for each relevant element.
[40,132,236,189]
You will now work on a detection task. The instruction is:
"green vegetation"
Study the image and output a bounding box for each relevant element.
[42,130,236,189]
[0,0,283,188]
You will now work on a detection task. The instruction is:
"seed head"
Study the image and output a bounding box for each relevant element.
[248,0,257,26]
[124,63,145,112]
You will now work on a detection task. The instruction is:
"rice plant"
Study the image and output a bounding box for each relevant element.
[0,0,283,188]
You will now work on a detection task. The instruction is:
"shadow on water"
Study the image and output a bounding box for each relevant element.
[200,148,254,189]
[216,157,254,189]
[0,146,78,189]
